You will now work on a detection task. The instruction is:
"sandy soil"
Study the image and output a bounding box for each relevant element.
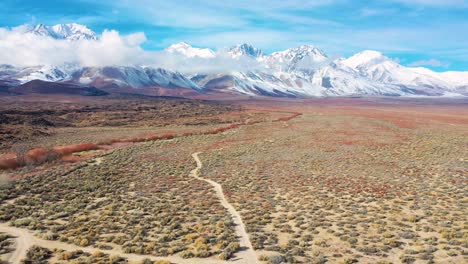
[0,223,232,264]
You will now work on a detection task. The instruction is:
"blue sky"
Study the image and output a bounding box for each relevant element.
[1,0,467,71]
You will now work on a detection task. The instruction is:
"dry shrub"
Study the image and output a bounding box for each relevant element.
[154,260,171,264]
[0,148,59,170]
[12,144,29,166]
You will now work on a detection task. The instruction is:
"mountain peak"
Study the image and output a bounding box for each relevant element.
[295,44,322,52]
[344,50,389,68]
[359,50,384,57]
[27,23,97,40]
[30,24,54,37]
[297,45,327,60]
[166,42,215,58]
[33,24,47,30]
[51,23,97,40]
[229,43,264,58]
[273,45,328,61]
[267,44,328,73]
[168,42,192,49]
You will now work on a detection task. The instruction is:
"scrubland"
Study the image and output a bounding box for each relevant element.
[0,96,466,264]
[200,102,468,264]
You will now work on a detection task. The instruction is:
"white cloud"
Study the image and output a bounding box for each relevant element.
[0,26,268,74]
[176,30,292,50]
[0,28,150,67]
[360,8,396,17]
[391,0,467,7]
[155,51,267,74]
[408,59,449,67]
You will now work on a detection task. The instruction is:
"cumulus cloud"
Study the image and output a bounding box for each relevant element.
[0,28,149,67]
[408,59,449,67]
[143,49,267,74]
[0,26,268,74]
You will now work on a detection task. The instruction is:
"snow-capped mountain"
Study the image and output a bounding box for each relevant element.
[342,50,457,95]
[166,42,215,58]
[440,71,468,87]
[25,23,98,40]
[1,23,466,97]
[0,65,201,91]
[191,44,406,97]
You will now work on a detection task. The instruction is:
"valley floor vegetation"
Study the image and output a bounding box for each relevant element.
[0,96,466,264]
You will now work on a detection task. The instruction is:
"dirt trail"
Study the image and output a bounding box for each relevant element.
[190,152,258,264]
[0,224,31,264]
[0,223,226,264]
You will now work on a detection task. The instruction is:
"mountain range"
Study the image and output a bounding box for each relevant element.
[1,23,467,97]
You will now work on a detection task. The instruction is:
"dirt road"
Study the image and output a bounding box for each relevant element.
[0,223,225,264]
[190,152,258,264]
[0,153,258,264]
[0,224,31,264]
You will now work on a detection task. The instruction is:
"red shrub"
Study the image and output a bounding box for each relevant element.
[146,133,176,141]
[158,133,176,140]
[96,139,121,145]
[182,131,196,136]
[0,155,19,170]
[273,113,302,122]
[25,148,59,165]
[53,143,99,156]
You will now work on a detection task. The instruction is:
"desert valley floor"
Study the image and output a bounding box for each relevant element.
[0,95,466,264]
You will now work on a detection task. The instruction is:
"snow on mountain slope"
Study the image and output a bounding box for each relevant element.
[343,50,384,69]
[50,23,98,40]
[309,59,407,96]
[4,64,80,83]
[160,43,468,96]
[1,24,466,97]
[192,62,406,97]
[26,23,98,40]
[145,68,202,90]
[77,66,153,87]
[166,42,215,58]
[75,66,202,90]
[267,45,328,73]
[27,24,54,38]
[342,50,453,95]
[190,45,407,97]
[229,44,264,59]
[440,71,468,87]
[0,65,201,91]
[193,71,319,97]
